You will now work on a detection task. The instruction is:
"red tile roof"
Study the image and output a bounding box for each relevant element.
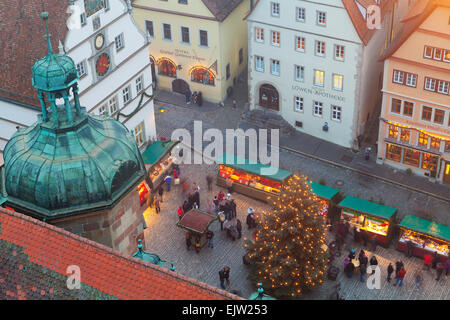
[380,0,450,61]
[0,0,68,108]
[0,207,242,300]
[201,0,244,22]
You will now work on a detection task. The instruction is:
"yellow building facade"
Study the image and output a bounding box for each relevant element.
[132,0,251,103]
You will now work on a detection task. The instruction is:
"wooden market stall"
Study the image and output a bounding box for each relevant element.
[138,140,179,205]
[176,209,218,250]
[216,154,293,203]
[338,196,398,246]
[398,215,450,262]
[310,182,340,216]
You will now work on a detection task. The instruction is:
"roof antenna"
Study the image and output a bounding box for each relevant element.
[40,11,53,54]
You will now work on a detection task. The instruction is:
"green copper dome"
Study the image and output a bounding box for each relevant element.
[32,54,78,91]
[2,107,146,219]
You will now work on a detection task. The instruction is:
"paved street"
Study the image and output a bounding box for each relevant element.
[142,162,450,300]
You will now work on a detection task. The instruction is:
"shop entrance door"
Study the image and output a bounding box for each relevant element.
[172,79,190,95]
[259,84,279,111]
[444,161,450,183]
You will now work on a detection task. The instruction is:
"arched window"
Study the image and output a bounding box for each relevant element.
[190,67,215,86]
[158,58,177,78]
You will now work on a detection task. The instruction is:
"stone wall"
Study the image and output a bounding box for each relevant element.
[52,186,144,255]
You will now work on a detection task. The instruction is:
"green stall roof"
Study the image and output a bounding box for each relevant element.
[338,196,397,220]
[216,154,293,182]
[311,182,339,201]
[142,140,178,167]
[399,215,450,242]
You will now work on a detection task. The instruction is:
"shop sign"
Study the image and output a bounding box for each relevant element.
[159,49,206,62]
[292,85,346,102]
[402,119,450,135]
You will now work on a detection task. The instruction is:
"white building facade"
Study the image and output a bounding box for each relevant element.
[246,0,404,149]
[0,0,156,162]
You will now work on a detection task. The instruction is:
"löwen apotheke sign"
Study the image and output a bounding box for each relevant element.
[292,85,346,102]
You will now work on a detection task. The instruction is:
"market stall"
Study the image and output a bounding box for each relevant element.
[310,182,340,216]
[176,209,218,250]
[398,215,450,262]
[216,154,293,203]
[338,196,397,246]
[139,140,179,205]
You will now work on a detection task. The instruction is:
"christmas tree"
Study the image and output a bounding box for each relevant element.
[244,174,329,298]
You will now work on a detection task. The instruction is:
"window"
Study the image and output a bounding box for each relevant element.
[271,2,280,17]
[400,128,410,143]
[136,75,143,93]
[405,73,417,87]
[430,137,440,150]
[99,104,108,116]
[297,7,305,22]
[145,20,154,37]
[199,30,208,46]
[271,31,280,46]
[255,27,264,42]
[332,106,342,121]
[226,63,231,80]
[317,11,326,26]
[76,60,87,77]
[388,125,398,139]
[422,106,432,121]
[315,41,325,56]
[434,48,443,60]
[158,59,177,77]
[444,50,450,62]
[445,141,450,153]
[271,59,280,76]
[115,33,125,50]
[424,77,436,91]
[434,109,445,124]
[80,13,86,26]
[179,0,187,3]
[109,96,118,115]
[332,74,343,91]
[403,101,413,117]
[403,148,420,167]
[421,153,438,171]
[295,36,305,52]
[335,45,345,61]
[393,70,404,84]
[122,86,131,104]
[391,98,401,113]
[163,24,172,40]
[134,122,145,147]
[239,48,243,65]
[181,26,190,43]
[191,67,215,86]
[418,133,429,147]
[104,0,110,10]
[295,65,304,82]
[424,46,433,58]
[386,144,402,162]
[313,101,323,117]
[314,70,324,87]
[294,96,304,112]
[255,56,264,72]
[437,80,449,94]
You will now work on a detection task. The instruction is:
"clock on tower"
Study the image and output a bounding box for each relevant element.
[84,0,103,17]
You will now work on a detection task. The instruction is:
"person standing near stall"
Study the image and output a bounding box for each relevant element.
[423,254,432,271]
[154,195,161,214]
[436,263,444,281]
[177,206,184,220]
[185,232,192,251]
[158,186,164,203]
[164,174,172,192]
[387,263,394,283]
[359,263,367,283]
[369,255,378,275]
[218,211,226,231]
[394,266,406,287]
[213,196,219,213]
[219,266,230,289]
[432,251,439,269]
[236,219,242,239]
[344,260,355,278]
[206,230,214,249]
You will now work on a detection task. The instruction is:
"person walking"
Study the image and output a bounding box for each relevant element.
[206,174,213,192]
[213,196,219,213]
[218,211,226,231]
[431,251,439,269]
[185,232,192,251]
[395,260,404,277]
[230,199,237,219]
[177,206,184,220]
[154,196,161,214]
[164,174,172,192]
[359,263,367,283]
[236,219,242,239]
[158,186,164,203]
[414,270,423,291]
[358,250,368,267]
[436,262,444,281]
[344,260,355,278]
[219,266,230,290]
[387,263,394,283]
[218,191,225,201]
[193,191,200,209]
[369,255,378,275]
[206,230,214,249]
[423,254,432,271]
[393,267,406,287]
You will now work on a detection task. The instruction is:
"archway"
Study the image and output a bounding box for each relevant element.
[259,84,279,111]
[172,79,190,95]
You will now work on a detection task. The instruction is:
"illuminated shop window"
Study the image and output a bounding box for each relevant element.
[430,137,441,150]
[388,125,398,139]
[386,144,401,162]
[403,148,420,167]
[418,133,429,147]
[421,153,438,171]
[190,67,215,86]
[400,128,410,143]
[158,59,177,77]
